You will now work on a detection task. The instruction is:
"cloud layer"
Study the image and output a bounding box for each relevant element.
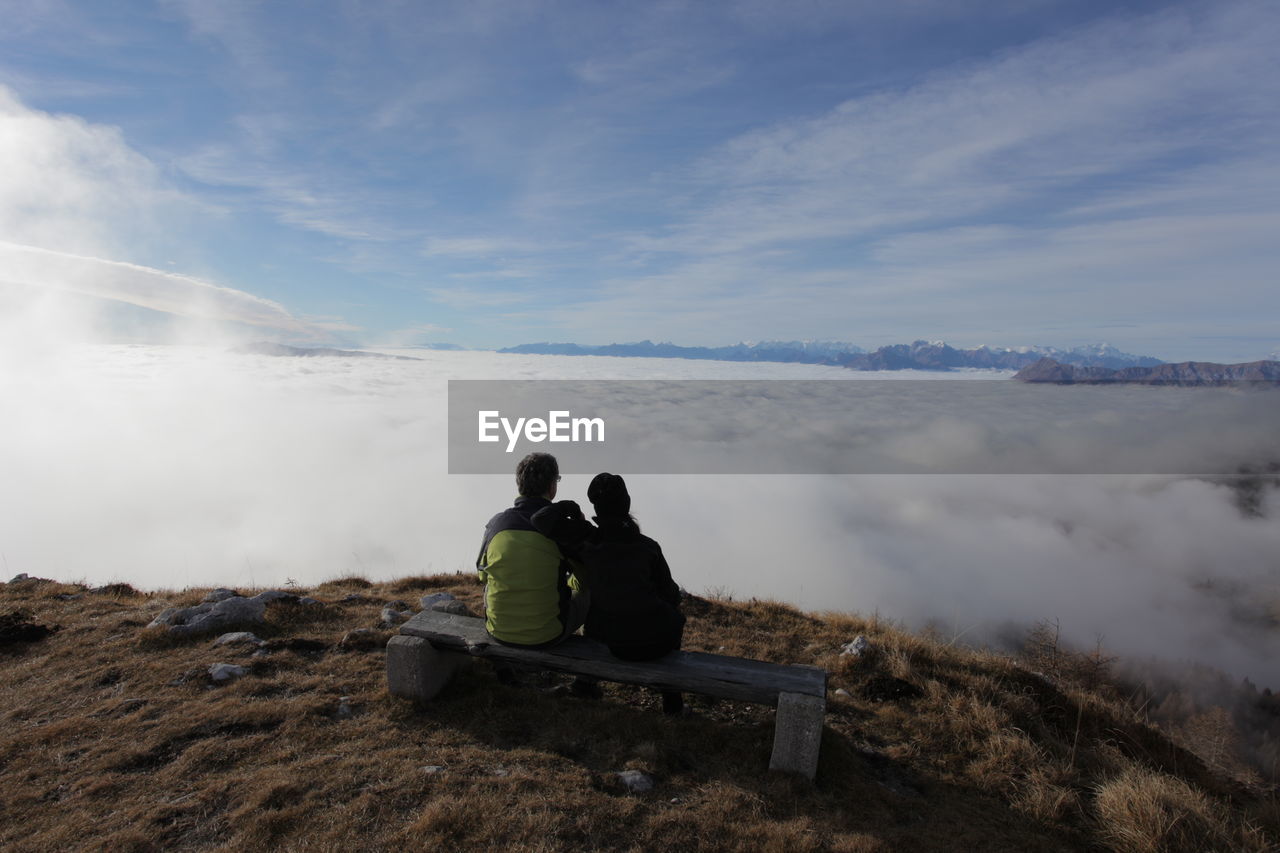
[3,346,1275,688]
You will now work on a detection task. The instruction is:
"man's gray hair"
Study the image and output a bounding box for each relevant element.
[515,452,559,497]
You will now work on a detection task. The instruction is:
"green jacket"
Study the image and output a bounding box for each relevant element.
[477,496,571,645]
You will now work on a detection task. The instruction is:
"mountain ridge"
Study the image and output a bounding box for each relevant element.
[501,339,1165,370]
[1014,357,1280,384]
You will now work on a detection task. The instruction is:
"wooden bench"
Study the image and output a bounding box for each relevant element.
[387,610,828,780]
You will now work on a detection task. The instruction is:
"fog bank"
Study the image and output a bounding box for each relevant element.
[1,342,1276,689]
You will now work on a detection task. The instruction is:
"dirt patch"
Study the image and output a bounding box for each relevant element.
[0,610,59,647]
[859,674,924,703]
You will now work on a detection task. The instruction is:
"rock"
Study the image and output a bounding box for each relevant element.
[840,636,872,657]
[148,596,266,637]
[186,596,265,635]
[616,770,654,794]
[88,583,138,596]
[203,588,238,603]
[208,663,248,683]
[7,573,52,587]
[339,628,387,651]
[420,765,446,775]
[834,688,852,699]
[340,594,369,603]
[251,590,297,604]
[149,607,182,627]
[334,696,353,718]
[385,599,411,611]
[212,631,262,647]
[54,593,82,601]
[431,599,473,617]
[379,606,409,628]
[210,596,266,621]
[298,597,320,606]
[151,603,218,629]
[419,592,455,610]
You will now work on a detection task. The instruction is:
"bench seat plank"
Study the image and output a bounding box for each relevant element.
[399,610,826,706]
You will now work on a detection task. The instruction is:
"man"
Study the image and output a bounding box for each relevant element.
[476,452,588,648]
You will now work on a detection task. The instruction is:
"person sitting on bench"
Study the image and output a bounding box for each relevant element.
[533,472,686,714]
[476,453,590,688]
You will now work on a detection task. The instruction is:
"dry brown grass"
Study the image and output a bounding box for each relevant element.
[1093,766,1266,853]
[0,578,1275,851]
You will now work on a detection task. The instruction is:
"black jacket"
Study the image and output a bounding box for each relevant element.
[532,501,683,661]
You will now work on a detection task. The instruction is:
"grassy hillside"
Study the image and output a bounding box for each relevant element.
[1,574,1276,852]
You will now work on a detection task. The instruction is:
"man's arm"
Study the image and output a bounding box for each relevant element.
[476,523,493,581]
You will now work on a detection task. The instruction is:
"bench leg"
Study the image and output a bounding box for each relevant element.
[769,691,825,780]
[386,635,462,703]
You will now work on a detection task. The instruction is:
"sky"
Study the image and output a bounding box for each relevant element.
[2,0,1279,360]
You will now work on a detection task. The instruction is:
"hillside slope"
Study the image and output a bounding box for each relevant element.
[1,575,1275,852]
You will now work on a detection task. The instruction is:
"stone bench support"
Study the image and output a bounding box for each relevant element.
[387,610,827,780]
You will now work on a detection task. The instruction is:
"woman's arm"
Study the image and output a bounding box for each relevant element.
[531,500,595,556]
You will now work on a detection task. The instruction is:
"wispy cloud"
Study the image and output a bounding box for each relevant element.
[0,84,333,338]
[0,241,315,332]
[514,1,1280,355]
[424,286,538,309]
[176,141,412,243]
[377,322,456,347]
[423,236,554,258]
[649,3,1280,258]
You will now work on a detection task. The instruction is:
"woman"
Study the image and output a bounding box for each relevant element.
[532,472,686,714]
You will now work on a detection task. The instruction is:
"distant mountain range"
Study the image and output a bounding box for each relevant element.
[499,339,865,363]
[500,339,1165,371]
[1014,357,1280,385]
[234,338,1178,372]
[838,340,1165,371]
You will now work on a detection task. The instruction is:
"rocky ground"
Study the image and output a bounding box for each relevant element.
[1,572,1276,851]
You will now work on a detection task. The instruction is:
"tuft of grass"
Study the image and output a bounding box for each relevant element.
[315,575,374,591]
[1092,766,1256,852]
[386,574,479,595]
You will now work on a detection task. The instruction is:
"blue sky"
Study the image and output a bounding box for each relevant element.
[1,0,1278,360]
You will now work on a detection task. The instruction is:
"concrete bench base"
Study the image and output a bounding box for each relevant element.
[387,611,828,780]
[386,635,462,702]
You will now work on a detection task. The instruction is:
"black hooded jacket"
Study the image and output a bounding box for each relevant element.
[531,500,684,661]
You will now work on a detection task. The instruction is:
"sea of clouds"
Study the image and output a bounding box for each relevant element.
[1,325,1277,688]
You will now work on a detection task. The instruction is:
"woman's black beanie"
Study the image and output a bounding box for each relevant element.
[587,472,631,517]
